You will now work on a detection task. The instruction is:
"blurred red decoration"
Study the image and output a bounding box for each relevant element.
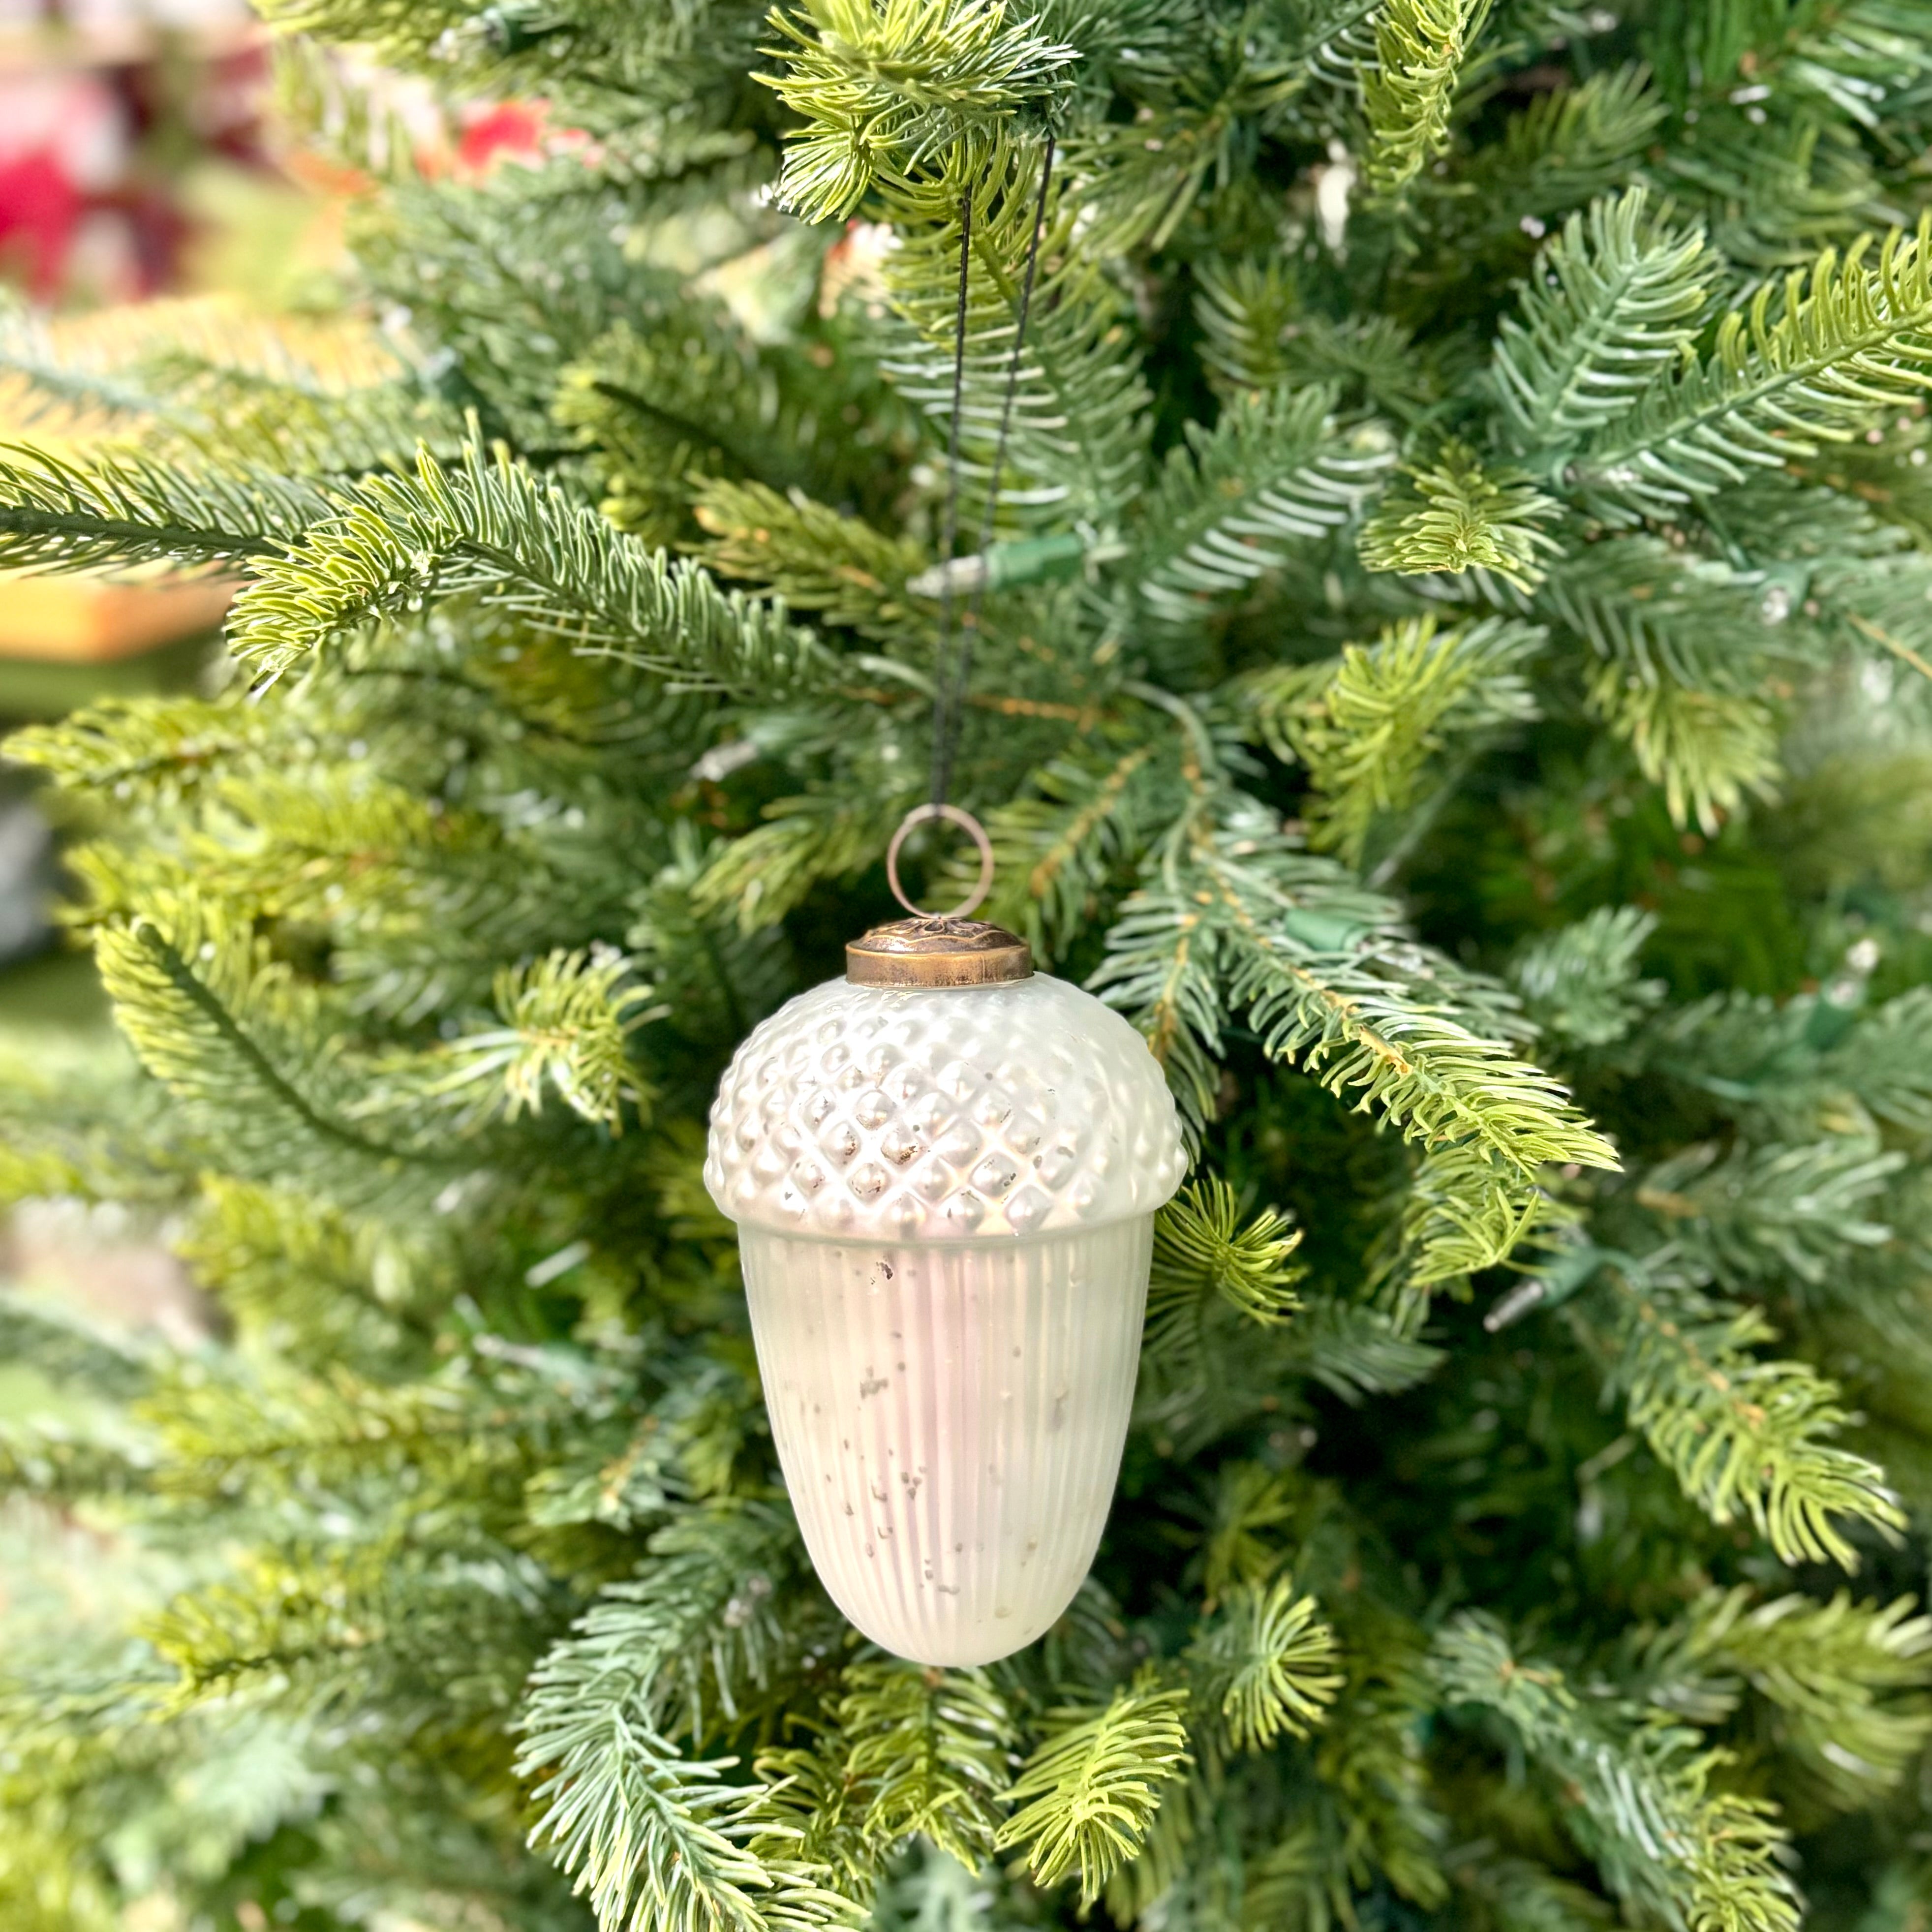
[0,10,267,301]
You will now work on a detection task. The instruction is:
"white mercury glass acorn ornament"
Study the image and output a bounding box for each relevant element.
[704,822,1185,1666]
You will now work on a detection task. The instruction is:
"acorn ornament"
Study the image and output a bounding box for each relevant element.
[704,806,1186,1665]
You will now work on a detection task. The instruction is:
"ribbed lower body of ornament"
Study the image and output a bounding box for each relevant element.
[739,1219,1151,1665]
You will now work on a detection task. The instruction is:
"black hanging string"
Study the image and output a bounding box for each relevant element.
[928,134,1056,814]
[928,184,974,810]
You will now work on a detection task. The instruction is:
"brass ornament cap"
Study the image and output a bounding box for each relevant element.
[846,916,1033,988]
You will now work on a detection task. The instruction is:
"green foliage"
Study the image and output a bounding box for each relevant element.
[1193,258,1433,419]
[1184,1577,1342,1750]
[836,1662,1018,1869]
[521,1719,859,1932]
[1586,658,1783,833]
[520,1503,801,1757]
[1135,386,1393,629]
[1147,1178,1305,1370]
[1360,0,1491,195]
[230,440,836,691]
[8,2,1932,1929]
[993,1670,1192,1904]
[0,441,322,573]
[1494,188,1717,457]
[1357,444,1562,591]
[693,480,928,641]
[1568,215,1932,519]
[1632,1586,1932,1808]
[1638,1134,1904,1291]
[1097,817,1615,1189]
[1251,615,1544,865]
[1513,906,1664,1048]
[1433,1613,1801,1932]
[92,887,427,1207]
[880,138,1151,531]
[765,0,1077,221]
[425,946,661,1133]
[1591,1257,1906,1568]
[7,694,265,808]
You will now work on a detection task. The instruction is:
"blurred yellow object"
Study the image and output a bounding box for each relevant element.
[0,572,231,660]
[0,294,397,662]
[179,159,350,309]
[0,291,395,445]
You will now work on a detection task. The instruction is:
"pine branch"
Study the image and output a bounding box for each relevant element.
[1781,0,1932,146]
[1535,532,1803,695]
[1494,188,1716,457]
[1634,983,1932,1140]
[1279,1293,1445,1399]
[1096,820,1616,1204]
[416,947,661,1134]
[0,1422,153,1503]
[523,1352,758,1533]
[520,1716,858,1932]
[1433,1612,1800,1932]
[1398,65,1667,306]
[1814,987,1932,1138]
[1249,615,1544,865]
[1145,1178,1305,1376]
[628,832,800,1050]
[1184,1578,1342,1752]
[691,481,927,642]
[835,1660,1017,1869]
[763,0,1077,221]
[1569,214,1932,519]
[6,695,264,808]
[1636,1586,1932,1808]
[226,441,838,692]
[1192,257,1303,395]
[86,765,630,1027]
[260,0,768,113]
[558,311,876,546]
[1360,0,1491,195]
[1645,99,1877,281]
[1636,1136,1904,1293]
[1188,1460,1300,1601]
[0,442,322,575]
[0,1024,184,1207]
[881,137,1152,530]
[518,1503,801,1753]
[1513,906,1664,1049]
[90,889,434,1205]
[1590,1257,1906,1568]
[352,171,688,438]
[1358,445,1562,591]
[1385,1139,1560,1298]
[0,1291,154,1400]
[1195,256,1433,416]
[146,1532,556,1724]
[1441,1852,1617,1932]
[693,790,909,934]
[992,1668,1192,1905]
[1585,660,1782,834]
[180,1176,432,1373]
[1134,386,1393,628]
[1310,1622,1451,1910]
[962,739,1176,960]
[0,292,176,427]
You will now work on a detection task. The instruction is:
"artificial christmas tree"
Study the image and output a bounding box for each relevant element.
[8,0,1932,1927]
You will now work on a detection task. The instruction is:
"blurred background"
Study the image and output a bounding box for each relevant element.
[0,15,313,1904]
[0,8,548,1180]
[0,25,542,1920]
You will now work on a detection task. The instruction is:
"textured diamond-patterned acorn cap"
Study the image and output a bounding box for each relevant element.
[704,974,1187,1241]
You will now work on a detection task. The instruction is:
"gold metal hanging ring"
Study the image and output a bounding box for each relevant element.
[885,803,995,920]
